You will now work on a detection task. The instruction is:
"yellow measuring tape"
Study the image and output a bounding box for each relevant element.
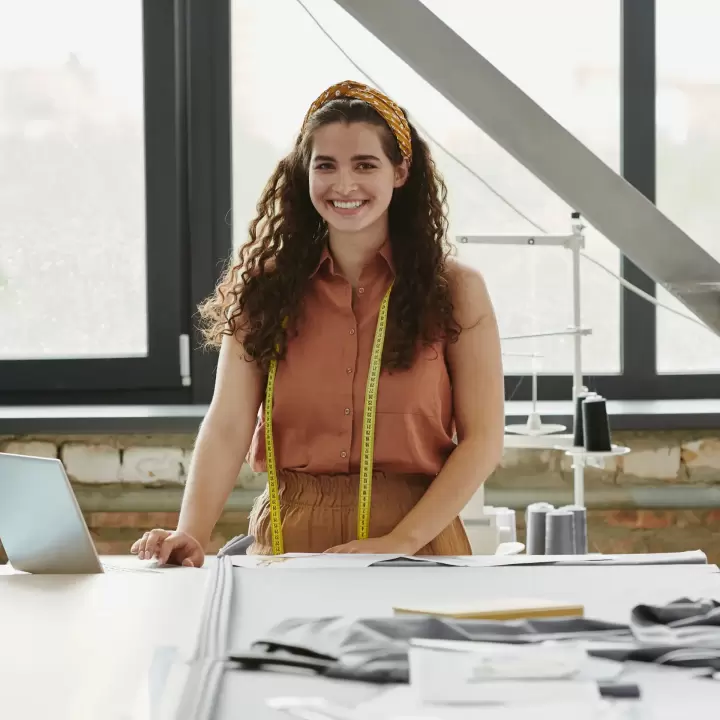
[264,283,393,555]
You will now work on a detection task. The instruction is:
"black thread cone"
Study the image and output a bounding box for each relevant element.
[582,396,612,452]
[572,392,596,447]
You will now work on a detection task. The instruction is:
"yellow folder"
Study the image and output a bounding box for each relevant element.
[392,597,584,621]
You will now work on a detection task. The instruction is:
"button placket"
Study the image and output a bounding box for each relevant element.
[340,282,359,469]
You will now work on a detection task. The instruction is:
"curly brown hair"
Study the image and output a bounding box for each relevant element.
[198,97,460,372]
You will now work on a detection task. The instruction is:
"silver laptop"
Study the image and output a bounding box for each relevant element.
[0,452,155,574]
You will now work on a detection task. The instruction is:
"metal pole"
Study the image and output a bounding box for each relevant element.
[571,215,585,402]
[571,213,586,507]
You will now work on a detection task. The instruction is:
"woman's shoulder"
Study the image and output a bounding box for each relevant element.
[445,255,485,285]
[444,256,494,327]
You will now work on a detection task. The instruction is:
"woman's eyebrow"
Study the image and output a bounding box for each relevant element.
[312,154,381,162]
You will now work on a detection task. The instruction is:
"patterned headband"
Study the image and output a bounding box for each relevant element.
[302,80,412,164]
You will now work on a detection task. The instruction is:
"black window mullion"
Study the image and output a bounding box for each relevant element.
[142,0,187,382]
[185,0,234,405]
[620,0,657,380]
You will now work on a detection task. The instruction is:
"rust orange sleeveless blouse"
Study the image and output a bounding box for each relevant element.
[248,243,456,476]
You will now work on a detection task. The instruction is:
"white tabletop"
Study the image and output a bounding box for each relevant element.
[2,559,720,719]
[228,563,720,646]
[215,562,720,719]
[0,556,210,720]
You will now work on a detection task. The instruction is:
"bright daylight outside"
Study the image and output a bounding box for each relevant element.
[0,0,147,360]
[3,0,719,372]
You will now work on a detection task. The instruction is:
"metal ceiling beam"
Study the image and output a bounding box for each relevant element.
[332,0,720,335]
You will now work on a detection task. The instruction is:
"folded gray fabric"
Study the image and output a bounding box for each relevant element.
[253,615,630,660]
[229,598,720,684]
[631,597,720,649]
[228,614,629,686]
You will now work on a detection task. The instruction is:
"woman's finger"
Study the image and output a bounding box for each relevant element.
[142,529,169,559]
[157,534,184,565]
[325,543,354,553]
[133,531,151,557]
[187,546,204,568]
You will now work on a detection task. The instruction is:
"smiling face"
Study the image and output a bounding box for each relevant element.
[308,122,408,237]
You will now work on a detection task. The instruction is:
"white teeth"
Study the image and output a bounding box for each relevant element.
[332,200,364,209]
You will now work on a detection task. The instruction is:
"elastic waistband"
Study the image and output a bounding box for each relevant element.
[273,470,432,508]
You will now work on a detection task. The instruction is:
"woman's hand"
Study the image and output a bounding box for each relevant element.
[324,533,419,555]
[130,529,205,567]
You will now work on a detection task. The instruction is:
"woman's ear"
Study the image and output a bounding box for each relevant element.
[393,159,410,188]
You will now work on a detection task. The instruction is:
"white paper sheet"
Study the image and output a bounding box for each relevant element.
[230,553,405,569]
[408,641,610,707]
[409,639,623,681]
[230,549,708,570]
[459,550,709,567]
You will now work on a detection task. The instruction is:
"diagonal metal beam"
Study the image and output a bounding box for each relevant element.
[333,0,720,335]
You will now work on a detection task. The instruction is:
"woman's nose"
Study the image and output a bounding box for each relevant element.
[333,169,358,194]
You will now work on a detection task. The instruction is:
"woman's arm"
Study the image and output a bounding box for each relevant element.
[134,331,265,563]
[176,332,265,547]
[389,262,505,553]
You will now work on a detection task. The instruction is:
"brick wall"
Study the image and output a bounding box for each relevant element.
[2,429,720,562]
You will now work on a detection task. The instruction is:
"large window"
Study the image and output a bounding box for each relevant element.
[0,0,232,404]
[0,0,148,361]
[7,0,720,406]
[656,0,720,373]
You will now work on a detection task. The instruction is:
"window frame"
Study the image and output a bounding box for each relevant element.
[6,0,719,406]
[0,0,232,406]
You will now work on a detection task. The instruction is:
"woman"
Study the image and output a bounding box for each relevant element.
[131,80,505,566]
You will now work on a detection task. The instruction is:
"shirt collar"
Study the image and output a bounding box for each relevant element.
[310,241,396,279]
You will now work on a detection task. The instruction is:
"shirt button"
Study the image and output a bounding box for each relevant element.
[358,287,365,294]
[344,408,351,415]
[346,367,353,374]
[340,451,348,458]
[349,328,355,335]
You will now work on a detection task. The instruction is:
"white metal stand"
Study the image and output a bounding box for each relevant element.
[459,213,593,506]
[504,353,566,437]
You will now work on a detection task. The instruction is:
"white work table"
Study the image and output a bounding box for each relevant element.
[2,558,720,719]
[0,556,211,720]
